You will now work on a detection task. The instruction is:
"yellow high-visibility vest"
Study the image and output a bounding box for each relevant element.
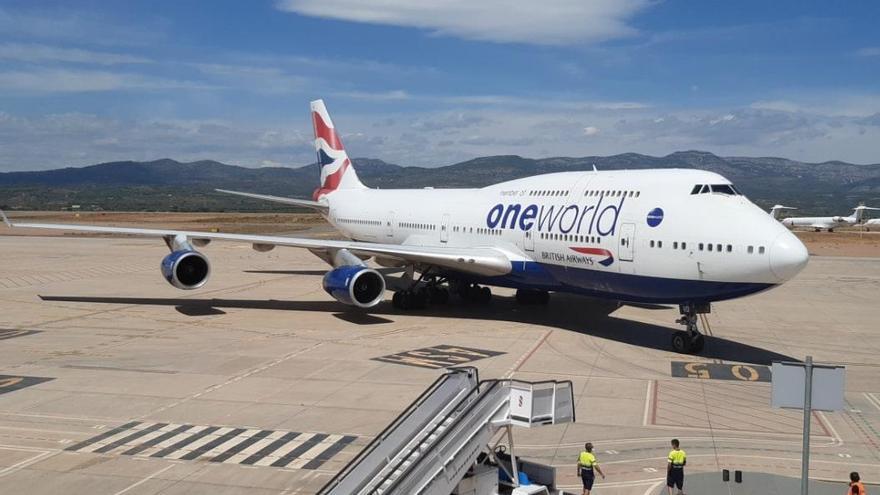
[668,449,687,467]
[578,451,598,469]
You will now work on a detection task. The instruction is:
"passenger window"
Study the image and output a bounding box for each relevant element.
[699,243,704,251]
[716,243,722,252]
[726,245,732,252]
[673,241,678,249]
[658,241,663,248]
[748,246,754,254]
[708,244,713,252]
[759,246,765,254]
[650,240,655,247]
[682,242,687,250]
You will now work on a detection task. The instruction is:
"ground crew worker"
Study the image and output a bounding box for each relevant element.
[576,442,605,495]
[666,438,687,495]
[849,472,867,494]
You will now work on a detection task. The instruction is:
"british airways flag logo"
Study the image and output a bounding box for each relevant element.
[570,247,615,266]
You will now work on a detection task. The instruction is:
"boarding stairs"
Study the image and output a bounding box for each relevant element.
[318,367,575,495]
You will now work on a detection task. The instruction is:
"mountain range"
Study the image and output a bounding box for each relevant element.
[1,151,879,214]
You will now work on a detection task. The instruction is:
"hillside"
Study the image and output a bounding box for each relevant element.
[1,151,879,214]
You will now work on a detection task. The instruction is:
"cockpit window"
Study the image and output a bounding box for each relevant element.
[709,184,737,195]
[692,183,743,195]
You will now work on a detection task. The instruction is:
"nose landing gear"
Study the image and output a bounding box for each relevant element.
[672,302,708,354]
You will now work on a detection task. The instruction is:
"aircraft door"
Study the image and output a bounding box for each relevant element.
[386,211,395,239]
[440,214,450,243]
[523,230,535,251]
[619,222,635,262]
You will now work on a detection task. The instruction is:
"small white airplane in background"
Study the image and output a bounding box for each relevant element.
[865,218,880,231]
[769,205,797,220]
[781,205,880,232]
[1,99,811,354]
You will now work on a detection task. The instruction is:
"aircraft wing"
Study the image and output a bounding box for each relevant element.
[215,189,329,213]
[1,212,512,277]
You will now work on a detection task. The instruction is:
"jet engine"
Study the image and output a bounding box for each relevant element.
[161,250,210,290]
[322,265,386,308]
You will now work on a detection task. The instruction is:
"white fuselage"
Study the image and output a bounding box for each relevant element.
[322,168,808,304]
[782,215,855,231]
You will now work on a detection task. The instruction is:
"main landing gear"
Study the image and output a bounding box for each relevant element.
[671,302,708,354]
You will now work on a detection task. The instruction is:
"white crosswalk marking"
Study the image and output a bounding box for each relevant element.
[221,431,289,464]
[198,428,263,459]
[284,435,343,469]
[137,425,209,457]
[81,423,154,453]
[163,427,236,460]
[66,421,357,470]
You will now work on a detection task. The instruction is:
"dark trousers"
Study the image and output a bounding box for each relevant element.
[580,469,595,490]
[667,468,684,489]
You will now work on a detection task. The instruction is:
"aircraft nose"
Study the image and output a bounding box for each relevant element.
[769,231,809,281]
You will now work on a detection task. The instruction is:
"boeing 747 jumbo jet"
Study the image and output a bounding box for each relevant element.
[2,100,810,354]
[781,205,880,232]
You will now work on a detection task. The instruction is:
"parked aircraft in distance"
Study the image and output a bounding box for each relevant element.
[865,218,880,231]
[1,100,810,354]
[781,205,880,232]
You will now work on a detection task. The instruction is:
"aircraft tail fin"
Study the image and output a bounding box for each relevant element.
[770,205,796,220]
[853,205,880,222]
[310,99,365,200]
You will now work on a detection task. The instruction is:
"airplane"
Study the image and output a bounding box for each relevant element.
[780,205,880,232]
[865,218,880,231]
[1,99,810,355]
[769,204,797,220]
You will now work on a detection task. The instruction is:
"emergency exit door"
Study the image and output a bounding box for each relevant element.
[440,214,450,243]
[619,223,635,262]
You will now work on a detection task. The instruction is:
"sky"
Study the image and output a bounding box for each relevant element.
[0,0,878,171]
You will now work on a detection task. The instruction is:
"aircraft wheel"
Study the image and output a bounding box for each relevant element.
[671,332,689,353]
[428,286,449,304]
[479,286,492,304]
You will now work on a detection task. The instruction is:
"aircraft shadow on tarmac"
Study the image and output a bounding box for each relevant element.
[38,293,794,365]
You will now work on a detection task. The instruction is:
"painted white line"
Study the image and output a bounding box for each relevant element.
[865,392,880,412]
[0,450,55,478]
[111,464,174,495]
[816,411,843,446]
[642,380,654,427]
[138,342,324,419]
[643,479,665,495]
[503,329,551,379]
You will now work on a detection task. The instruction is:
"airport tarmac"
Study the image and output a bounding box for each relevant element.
[0,233,878,494]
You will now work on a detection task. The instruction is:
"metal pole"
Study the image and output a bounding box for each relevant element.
[801,355,813,495]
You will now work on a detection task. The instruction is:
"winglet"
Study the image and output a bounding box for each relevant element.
[0,210,11,227]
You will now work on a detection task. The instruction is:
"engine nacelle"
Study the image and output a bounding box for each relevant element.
[161,250,210,290]
[322,265,386,308]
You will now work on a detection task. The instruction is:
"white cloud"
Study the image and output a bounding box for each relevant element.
[276,0,652,45]
[855,47,880,57]
[0,7,166,46]
[583,126,601,136]
[0,68,212,93]
[332,89,412,101]
[0,43,150,65]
